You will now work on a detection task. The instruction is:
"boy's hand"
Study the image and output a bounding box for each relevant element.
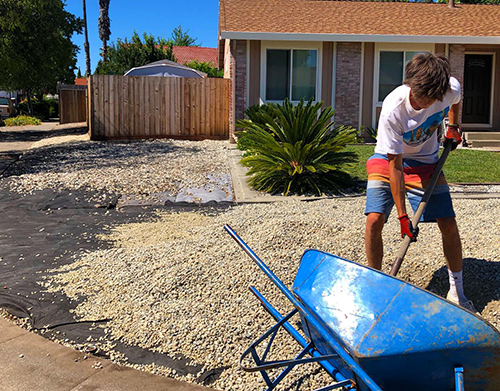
[444,124,462,150]
[398,214,418,242]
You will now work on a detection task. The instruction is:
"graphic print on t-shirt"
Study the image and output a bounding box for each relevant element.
[403,108,449,147]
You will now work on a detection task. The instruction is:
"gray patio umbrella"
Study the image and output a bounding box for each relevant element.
[124,59,207,78]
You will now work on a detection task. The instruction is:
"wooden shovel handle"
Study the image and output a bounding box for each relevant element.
[389,142,453,277]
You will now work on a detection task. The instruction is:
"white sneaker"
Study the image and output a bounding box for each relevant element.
[446,291,479,314]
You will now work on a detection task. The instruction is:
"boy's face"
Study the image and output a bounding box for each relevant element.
[410,92,436,110]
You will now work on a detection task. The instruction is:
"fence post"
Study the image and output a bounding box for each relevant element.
[88,75,94,139]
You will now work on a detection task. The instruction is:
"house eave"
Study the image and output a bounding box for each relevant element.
[220,31,500,45]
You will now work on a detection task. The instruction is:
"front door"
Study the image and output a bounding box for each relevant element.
[462,54,493,124]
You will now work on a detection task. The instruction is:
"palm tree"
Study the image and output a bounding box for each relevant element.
[82,0,91,76]
[98,0,111,62]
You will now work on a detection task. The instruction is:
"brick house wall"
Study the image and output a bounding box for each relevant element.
[334,42,362,129]
[235,40,247,132]
[449,44,466,124]
[224,39,235,140]
[225,39,247,141]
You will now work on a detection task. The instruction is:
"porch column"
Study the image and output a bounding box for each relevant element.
[334,42,362,129]
[449,44,466,123]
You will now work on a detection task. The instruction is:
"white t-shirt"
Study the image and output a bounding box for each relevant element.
[374,77,461,164]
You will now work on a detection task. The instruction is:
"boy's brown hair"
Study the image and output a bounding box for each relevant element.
[403,53,451,102]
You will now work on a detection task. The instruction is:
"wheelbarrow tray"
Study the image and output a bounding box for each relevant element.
[293,249,500,391]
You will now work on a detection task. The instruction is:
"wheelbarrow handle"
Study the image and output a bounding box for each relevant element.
[225,224,384,391]
[390,142,453,276]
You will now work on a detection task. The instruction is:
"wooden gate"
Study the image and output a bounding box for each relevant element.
[59,84,87,124]
[88,75,229,140]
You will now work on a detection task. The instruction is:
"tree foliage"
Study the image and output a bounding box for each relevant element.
[0,0,82,100]
[185,61,223,78]
[95,31,174,75]
[171,25,199,46]
[237,99,359,196]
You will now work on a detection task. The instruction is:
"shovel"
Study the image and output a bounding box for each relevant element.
[389,141,454,276]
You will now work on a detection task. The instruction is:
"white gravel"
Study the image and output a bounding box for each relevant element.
[39,197,500,390]
[8,139,233,203]
[4,137,500,389]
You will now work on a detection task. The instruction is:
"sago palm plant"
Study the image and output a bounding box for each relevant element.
[236,99,358,196]
[236,102,277,152]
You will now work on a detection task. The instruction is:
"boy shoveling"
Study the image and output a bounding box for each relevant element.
[364,53,477,313]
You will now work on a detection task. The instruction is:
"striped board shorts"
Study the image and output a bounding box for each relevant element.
[365,153,455,222]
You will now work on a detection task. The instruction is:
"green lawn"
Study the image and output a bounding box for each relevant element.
[344,144,500,183]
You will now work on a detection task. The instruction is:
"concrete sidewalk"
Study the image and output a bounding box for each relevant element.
[0,317,210,391]
[0,121,86,153]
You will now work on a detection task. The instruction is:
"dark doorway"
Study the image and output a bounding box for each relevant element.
[463,54,493,124]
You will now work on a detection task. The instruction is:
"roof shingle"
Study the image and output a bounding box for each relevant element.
[219,0,500,38]
[172,46,219,67]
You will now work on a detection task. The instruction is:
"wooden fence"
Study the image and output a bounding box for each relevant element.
[88,75,229,140]
[59,84,87,124]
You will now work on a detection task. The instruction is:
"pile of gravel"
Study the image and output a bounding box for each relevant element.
[7,139,232,203]
[39,197,500,390]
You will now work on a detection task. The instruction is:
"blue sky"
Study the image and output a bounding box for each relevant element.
[65,0,220,74]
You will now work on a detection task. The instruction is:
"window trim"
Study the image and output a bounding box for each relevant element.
[260,41,322,104]
[372,43,434,127]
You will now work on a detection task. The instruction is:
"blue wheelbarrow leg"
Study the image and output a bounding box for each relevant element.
[245,287,355,390]
[225,225,383,391]
[455,368,464,391]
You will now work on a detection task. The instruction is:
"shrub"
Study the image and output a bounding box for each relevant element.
[4,116,42,126]
[17,97,59,120]
[0,117,5,127]
[360,125,378,141]
[185,61,223,78]
[236,98,359,196]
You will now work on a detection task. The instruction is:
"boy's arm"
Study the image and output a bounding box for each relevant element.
[445,103,462,149]
[388,153,406,217]
[448,103,460,125]
[388,153,417,241]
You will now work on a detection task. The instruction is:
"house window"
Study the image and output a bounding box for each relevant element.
[266,49,317,102]
[378,51,426,102]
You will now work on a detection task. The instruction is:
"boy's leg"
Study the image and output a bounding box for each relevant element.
[436,216,462,273]
[436,217,477,313]
[365,154,395,270]
[365,213,385,270]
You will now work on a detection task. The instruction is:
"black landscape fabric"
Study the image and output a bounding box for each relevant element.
[0,185,212,381]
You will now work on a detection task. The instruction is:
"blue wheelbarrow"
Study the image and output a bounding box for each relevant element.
[225,225,500,391]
